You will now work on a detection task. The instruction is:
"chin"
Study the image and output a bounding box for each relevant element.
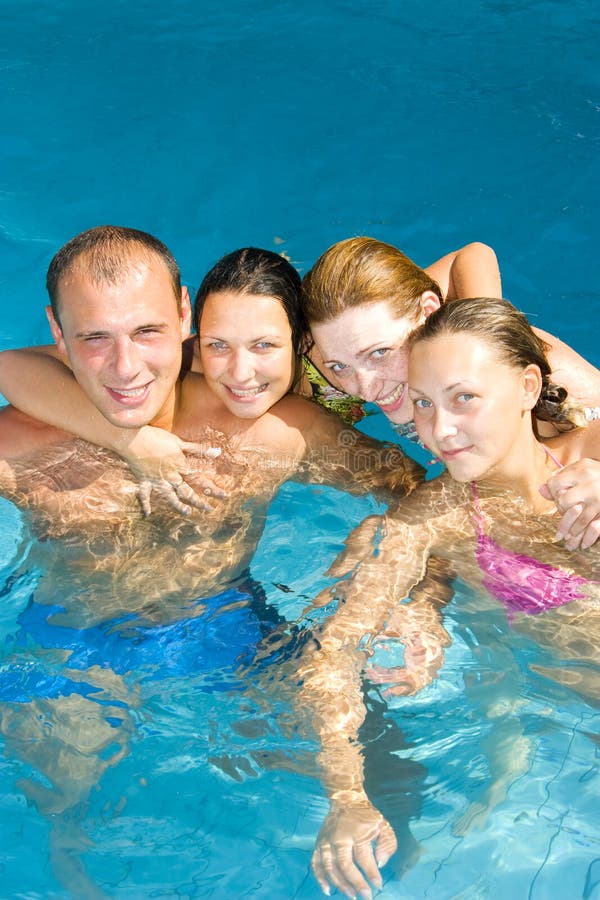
[231,408,263,420]
[227,400,272,420]
[100,400,159,429]
[448,463,488,484]
[386,408,414,426]
[107,413,152,429]
[447,470,472,484]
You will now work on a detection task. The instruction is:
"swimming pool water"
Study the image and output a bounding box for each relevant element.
[1,0,598,362]
[1,504,598,899]
[1,0,599,897]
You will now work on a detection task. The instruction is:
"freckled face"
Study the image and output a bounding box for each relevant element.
[198,291,295,419]
[408,333,534,484]
[310,302,422,424]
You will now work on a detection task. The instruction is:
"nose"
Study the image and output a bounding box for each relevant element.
[353,368,381,402]
[112,338,142,381]
[432,408,459,443]
[230,348,254,382]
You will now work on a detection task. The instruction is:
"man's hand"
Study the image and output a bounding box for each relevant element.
[540,458,600,550]
[312,798,397,899]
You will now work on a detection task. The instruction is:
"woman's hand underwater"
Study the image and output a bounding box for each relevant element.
[312,796,397,899]
[118,426,226,516]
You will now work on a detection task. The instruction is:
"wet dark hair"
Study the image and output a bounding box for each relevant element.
[46,225,181,326]
[409,297,587,433]
[194,248,307,361]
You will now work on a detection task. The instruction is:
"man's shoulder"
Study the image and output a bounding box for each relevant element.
[0,405,73,460]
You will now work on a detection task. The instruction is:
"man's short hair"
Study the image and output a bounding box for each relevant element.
[46,225,182,325]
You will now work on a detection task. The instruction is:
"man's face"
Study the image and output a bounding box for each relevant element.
[47,257,191,429]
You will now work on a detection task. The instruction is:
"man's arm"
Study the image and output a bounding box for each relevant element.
[0,456,17,500]
[0,405,70,460]
[0,405,72,504]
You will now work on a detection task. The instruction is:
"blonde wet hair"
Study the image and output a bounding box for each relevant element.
[302,236,443,325]
[409,297,588,433]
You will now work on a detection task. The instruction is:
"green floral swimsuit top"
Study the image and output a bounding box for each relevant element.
[302,354,434,448]
[302,355,368,425]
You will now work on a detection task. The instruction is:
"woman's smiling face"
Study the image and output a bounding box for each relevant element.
[310,301,424,424]
[198,290,295,419]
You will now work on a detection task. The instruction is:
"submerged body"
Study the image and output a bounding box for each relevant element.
[0,383,418,897]
[299,300,600,900]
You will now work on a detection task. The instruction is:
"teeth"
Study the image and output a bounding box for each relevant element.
[379,383,404,406]
[112,386,147,398]
[229,385,266,398]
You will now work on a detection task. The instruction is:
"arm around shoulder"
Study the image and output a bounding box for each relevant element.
[0,348,77,424]
[426,242,501,300]
[0,349,147,456]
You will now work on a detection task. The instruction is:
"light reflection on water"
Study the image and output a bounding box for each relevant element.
[0,482,598,898]
[0,0,599,895]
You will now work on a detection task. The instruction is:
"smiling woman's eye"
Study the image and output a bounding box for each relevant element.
[255,341,275,350]
[371,347,391,360]
[329,362,348,374]
[456,392,475,404]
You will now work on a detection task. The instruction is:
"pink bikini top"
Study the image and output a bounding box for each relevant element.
[472,447,589,619]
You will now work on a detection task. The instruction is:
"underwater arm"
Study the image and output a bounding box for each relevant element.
[300,406,424,500]
[425,242,502,300]
[365,554,453,697]
[324,532,455,693]
[299,517,432,898]
[0,349,222,515]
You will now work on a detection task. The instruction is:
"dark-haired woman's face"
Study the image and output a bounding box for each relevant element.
[198,291,295,418]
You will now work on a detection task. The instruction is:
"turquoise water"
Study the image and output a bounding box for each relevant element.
[1,1,599,897]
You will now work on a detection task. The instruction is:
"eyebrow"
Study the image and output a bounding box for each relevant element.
[410,380,471,395]
[321,340,391,364]
[74,322,169,338]
[199,332,283,341]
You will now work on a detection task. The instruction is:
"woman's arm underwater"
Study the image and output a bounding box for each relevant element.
[294,397,424,498]
[298,509,442,898]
